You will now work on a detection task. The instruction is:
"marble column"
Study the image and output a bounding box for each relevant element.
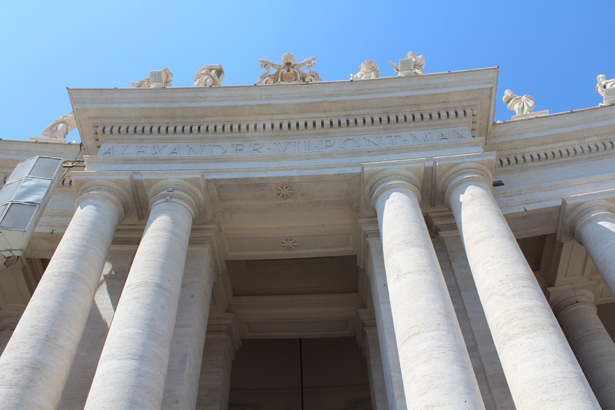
[58,246,138,409]
[565,200,615,296]
[364,237,406,410]
[549,283,615,410]
[366,170,484,409]
[85,181,201,409]
[0,183,128,410]
[440,162,599,410]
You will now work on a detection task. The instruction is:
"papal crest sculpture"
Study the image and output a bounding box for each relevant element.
[257,53,321,85]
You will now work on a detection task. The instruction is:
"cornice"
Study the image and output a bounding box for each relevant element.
[0,140,81,162]
[487,105,615,152]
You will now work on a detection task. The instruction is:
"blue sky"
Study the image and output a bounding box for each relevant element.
[1,1,613,142]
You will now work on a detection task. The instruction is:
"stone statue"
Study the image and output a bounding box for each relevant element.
[503,89,535,115]
[390,52,425,76]
[350,60,380,80]
[131,77,151,88]
[42,112,77,140]
[131,68,173,88]
[257,53,322,85]
[596,74,615,97]
[195,64,225,87]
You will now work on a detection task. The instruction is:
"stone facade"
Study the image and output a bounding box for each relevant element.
[0,63,615,410]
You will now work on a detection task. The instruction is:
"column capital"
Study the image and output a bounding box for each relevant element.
[547,282,598,317]
[361,159,424,212]
[432,153,495,208]
[148,179,204,220]
[558,191,615,242]
[75,179,132,219]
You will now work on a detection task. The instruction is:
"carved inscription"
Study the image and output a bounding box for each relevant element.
[98,127,472,157]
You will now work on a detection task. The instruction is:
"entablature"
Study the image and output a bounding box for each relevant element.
[487,105,615,168]
[68,68,498,156]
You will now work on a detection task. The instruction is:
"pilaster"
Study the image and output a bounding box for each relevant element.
[196,313,241,410]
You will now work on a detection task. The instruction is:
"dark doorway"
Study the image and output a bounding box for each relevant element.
[228,337,372,410]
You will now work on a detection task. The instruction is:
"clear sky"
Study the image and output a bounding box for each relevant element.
[1,1,613,143]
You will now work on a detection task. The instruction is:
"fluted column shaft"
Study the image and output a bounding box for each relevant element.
[85,183,199,409]
[550,285,615,409]
[569,203,615,296]
[443,163,599,410]
[370,175,484,409]
[0,185,127,410]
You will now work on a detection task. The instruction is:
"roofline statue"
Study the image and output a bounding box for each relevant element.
[503,89,535,115]
[195,65,225,87]
[257,53,321,85]
[42,112,77,141]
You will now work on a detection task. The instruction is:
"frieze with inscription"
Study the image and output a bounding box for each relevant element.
[97,127,473,157]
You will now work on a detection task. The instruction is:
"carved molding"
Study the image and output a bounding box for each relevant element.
[496,138,615,168]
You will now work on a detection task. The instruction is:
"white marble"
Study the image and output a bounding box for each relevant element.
[41,111,76,140]
[366,167,484,409]
[0,184,128,410]
[84,182,199,409]
[3,60,615,410]
[365,238,407,409]
[549,283,615,410]
[605,87,615,106]
[257,53,321,84]
[437,231,515,409]
[503,89,535,115]
[390,52,425,76]
[564,199,615,297]
[162,247,216,409]
[58,247,136,410]
[441,162,600,410]
[195,65,225,87]
[596,74,615,97]
[351,60,380,80]
[131,67,172,88]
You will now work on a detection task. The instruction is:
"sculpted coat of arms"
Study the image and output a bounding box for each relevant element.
[257,52,322,85]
